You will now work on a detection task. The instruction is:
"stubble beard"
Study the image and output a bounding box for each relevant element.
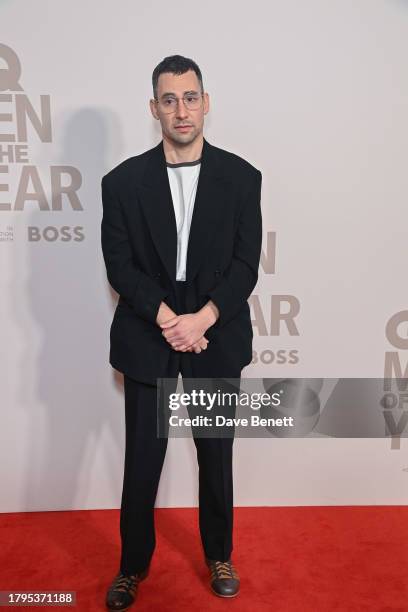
[167,124,201,147]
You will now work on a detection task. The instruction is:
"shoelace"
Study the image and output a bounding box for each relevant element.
[111,573,140,594]
[209,560,239,581]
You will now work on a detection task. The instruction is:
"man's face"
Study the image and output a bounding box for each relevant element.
[150,69,209,146]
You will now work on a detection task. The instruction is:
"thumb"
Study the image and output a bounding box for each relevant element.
[159,316,180,329]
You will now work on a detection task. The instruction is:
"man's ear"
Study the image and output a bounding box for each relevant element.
[202,92,210,116]
[149,98,159,119]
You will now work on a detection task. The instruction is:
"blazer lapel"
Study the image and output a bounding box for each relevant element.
[138,137,225,288]
[138,140,178,287]
[186,138,225,283]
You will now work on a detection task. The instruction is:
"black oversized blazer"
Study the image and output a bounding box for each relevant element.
[101,137,262,386]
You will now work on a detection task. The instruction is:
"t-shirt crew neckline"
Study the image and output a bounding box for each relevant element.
[166,158,202,168]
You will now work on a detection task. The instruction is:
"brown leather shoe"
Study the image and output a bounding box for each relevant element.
[105,567,149,610]
[205,557,240,597]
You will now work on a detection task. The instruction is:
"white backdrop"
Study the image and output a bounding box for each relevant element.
[1,0,408,512]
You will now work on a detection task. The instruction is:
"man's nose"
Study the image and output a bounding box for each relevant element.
[175,99,188,118]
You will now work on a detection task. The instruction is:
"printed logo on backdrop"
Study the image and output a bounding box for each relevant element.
[248,231,301,367]
[383,310,408,450]
[0,43,84,242]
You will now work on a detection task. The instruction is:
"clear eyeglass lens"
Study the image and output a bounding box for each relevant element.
[159,95,201,113]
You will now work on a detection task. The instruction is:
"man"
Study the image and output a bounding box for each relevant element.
[101,55,262,610]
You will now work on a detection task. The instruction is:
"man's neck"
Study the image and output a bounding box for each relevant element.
[163,134,204,165]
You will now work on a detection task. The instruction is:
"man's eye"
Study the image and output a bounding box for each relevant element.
[164,99,175,105]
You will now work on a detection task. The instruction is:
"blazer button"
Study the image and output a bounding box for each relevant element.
[156,272,161,278]
[214,269,220,277]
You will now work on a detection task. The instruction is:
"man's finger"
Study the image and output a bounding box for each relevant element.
[159,316,180,329]
[163,332,180,341]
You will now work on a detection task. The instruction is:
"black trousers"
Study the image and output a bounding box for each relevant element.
[119,280,241,575]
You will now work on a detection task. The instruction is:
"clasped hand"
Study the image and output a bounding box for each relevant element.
[160,313,209,353]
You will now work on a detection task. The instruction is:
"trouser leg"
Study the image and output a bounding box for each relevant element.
[119,377,167,574]
[182,373,241,562]
[119,359,179,575]
[194,434,235,561]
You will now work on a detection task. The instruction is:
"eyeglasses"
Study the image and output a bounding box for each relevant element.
[154,93,203,114]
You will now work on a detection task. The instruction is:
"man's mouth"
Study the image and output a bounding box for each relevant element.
[175,125,193,131]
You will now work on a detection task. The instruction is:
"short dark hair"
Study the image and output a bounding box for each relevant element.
[152,55,204,99]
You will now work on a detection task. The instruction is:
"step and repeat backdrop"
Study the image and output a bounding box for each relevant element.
[1,0,407,512]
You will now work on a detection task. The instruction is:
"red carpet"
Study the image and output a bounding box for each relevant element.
[1,506,407,611]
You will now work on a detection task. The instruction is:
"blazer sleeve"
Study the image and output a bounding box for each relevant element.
[206,169,262,329]
[101,174,170,325]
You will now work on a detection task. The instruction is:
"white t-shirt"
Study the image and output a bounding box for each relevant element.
[166,158,201,281]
